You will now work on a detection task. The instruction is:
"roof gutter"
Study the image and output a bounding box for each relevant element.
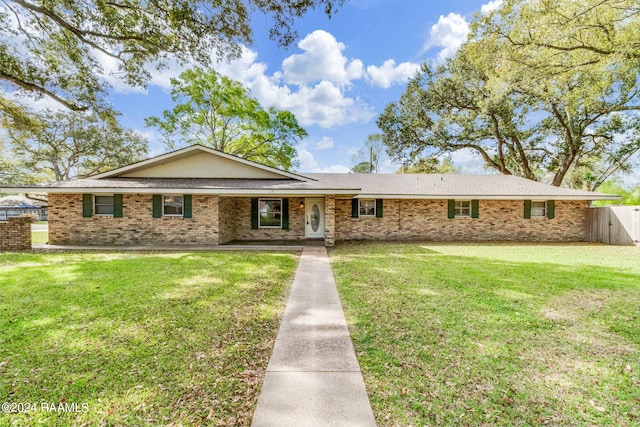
[352,194,622,201]
[0,187,361,196]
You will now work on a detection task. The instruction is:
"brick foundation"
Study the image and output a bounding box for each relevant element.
[0,217,32,251]
[47,194,588,246]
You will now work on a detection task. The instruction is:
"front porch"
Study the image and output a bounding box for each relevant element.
[218,196,336,247]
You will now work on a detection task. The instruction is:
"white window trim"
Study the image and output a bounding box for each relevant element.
[531,200,547,218]
[358,199,376,217]
[454,200,471,218]
[163,194,184,217]
[93,194,115,217]
[259,198,283,229]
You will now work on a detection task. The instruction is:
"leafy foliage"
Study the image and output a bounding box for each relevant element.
[351,161,373,174]
[0,142,45,184]
[397,157,459,174]
[350,134,388,173]
[146,67,306,170]
[0,0,344,112]
[593,179,640,206]
[2,109,148,180]
[378,0,640,189]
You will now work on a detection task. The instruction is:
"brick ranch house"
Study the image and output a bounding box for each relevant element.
[2,145,619,247]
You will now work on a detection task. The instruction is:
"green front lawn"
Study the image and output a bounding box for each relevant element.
[0,251,298,426]
[331,243,640,426]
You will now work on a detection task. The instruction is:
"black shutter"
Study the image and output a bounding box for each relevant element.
[251,198,259,229]
[82,194,92,218]
[183,195,192,218]
[152,195,162,218]
[351,199,359,218]
[471,199,479,218]
[114,194,123,218]
[523,200,531,219]
[447,199,455,219]
[282,198,289,230]
[375,199,383,218]
[547,200,555,219]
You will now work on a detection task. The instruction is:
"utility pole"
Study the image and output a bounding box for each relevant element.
[369,146,373,173]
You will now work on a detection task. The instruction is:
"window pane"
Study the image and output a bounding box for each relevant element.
[95,195,114,215]
[531,201,546,217]
[259,199,282,227]
[455,200,470,217]
[359,199,375,216]
[164,195,183,215]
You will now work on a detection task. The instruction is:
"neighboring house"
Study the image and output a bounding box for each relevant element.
[0,145,619,246]
[0,195,48,221]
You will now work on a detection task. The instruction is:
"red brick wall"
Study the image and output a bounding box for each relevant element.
[334,199,587,242]
[0,217,32,251]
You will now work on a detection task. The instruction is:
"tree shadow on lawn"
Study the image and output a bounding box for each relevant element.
[333,250,640,426]
[0,251,297,426]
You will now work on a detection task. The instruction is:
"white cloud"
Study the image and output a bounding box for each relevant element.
[366,59,420,89]
[101,30,407,129]
[225,52,375,128]
[313,164,351,173]
[278,30,364,87]
[296,144,350,173]
[426,13,470,62]
[297,146,320,170]
[481,0,503,14]
[270,81,374,128]
[214,47,269,85]
[313,136,334,150]
[450,148,486,173]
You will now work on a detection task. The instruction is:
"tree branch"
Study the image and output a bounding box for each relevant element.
[0,71,88,111]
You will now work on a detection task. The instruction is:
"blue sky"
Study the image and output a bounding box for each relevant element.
[97,0,504,174]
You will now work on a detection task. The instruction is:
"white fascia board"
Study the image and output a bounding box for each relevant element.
[353,194,622,201]
[89,145,314,182]
[1,187,360,196]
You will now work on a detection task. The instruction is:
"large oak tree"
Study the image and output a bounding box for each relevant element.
[0,0,344,112]
[2,109,148,180]
[378,0,640,189]
[145,67,306,170]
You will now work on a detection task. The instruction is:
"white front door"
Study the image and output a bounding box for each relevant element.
[305,198,325,238]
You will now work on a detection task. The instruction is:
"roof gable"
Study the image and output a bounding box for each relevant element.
[90,145,312,181]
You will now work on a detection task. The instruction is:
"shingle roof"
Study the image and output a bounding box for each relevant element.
[5,177,359,195]
[304,173,614,199]
[1,174,619,200]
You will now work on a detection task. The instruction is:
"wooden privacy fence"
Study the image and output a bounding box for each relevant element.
[585,206,640,246]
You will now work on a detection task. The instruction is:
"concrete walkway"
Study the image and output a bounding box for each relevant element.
[252,246,376,427]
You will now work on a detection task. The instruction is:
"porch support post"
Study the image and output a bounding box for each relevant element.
[324,195,335,247]
[211,195,220,245]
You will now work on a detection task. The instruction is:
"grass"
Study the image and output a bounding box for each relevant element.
[0,251,298,426]
[331,243,640,426]
[31,231,48,244]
